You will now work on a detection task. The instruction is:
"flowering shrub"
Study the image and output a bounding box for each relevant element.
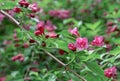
[0,0,120,81]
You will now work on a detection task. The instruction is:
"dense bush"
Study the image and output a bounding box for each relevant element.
[0,0,120,81]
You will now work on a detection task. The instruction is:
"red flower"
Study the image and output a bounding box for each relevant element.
[13,7,21,13]
[75,37,88,51]
[18,0,30,8]
[69,27,80,37]
[68,43,76,51]
[91,36,104,46]
[104,66,117,78]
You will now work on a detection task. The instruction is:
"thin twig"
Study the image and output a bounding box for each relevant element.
[0,10,87,81]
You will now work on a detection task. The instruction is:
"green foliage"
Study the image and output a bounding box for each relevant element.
[0,0,120,81]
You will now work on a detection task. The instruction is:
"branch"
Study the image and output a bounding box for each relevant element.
[0,10,87,81]
[44,50,87,81]
[0,10,20,26]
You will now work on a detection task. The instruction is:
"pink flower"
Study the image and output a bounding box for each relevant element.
[104,66,117,78]
[69,27,80,37]
[45,20,57,32]
[28,3,40,12]
[91,36,104,46]
[0,77,6,81]
[0,13,5,22]
[75,37,88,51]
[68,43,76,51]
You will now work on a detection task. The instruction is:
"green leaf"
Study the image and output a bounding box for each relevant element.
[110,46,120,55]
[85,61,107,81]
[48,74,57,81]
[29,71,39,76]
[0,0,18,9]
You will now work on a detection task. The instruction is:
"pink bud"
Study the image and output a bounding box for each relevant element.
[69,27,80,37]
[68,43,76,51]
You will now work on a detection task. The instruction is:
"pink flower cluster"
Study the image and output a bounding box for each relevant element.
[68,27,105,51]
[104,66,117,78]
[34,20,58,38]
[49,10,70,19]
